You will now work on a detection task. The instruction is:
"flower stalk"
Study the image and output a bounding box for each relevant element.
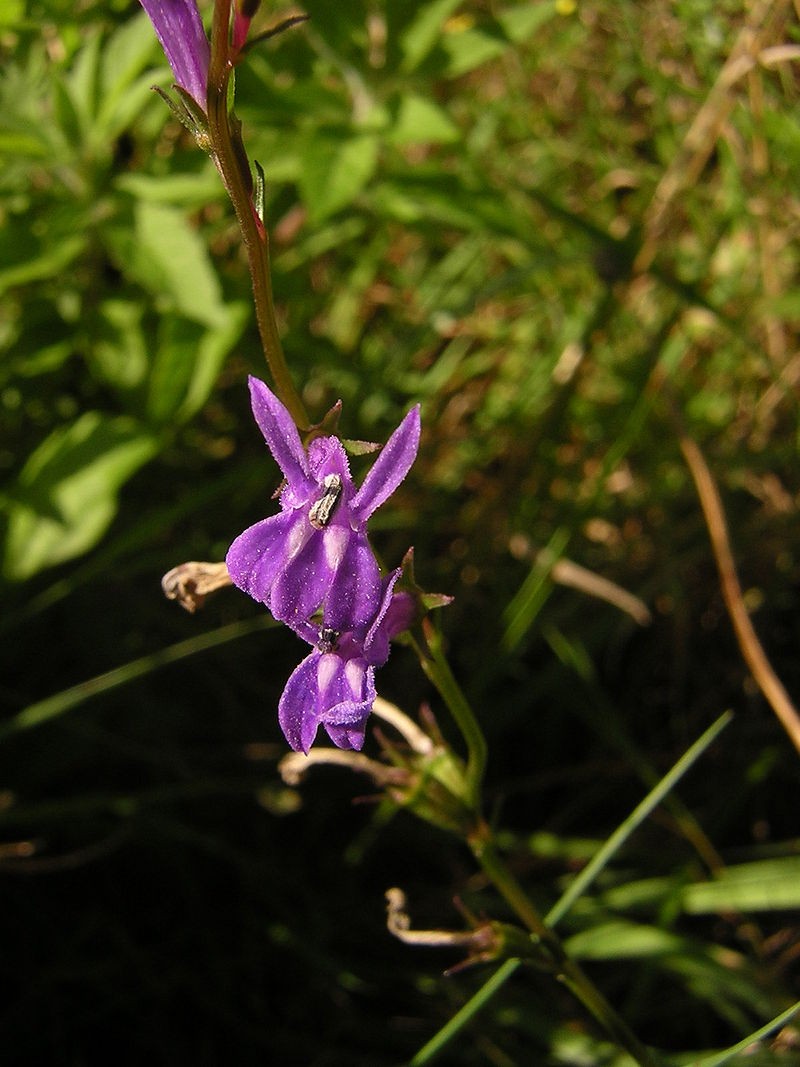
[206,0,309,428]
[142,10,661,1063]
[471,827,661,1067]
[416,621,487,809]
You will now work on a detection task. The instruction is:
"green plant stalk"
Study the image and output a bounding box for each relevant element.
[546,710,733,928]
[417,626,487,808]
[409,959,520,1066]
[471,831,661,1067]
[0,616,275,742]
[206,0,309,429]
[410,712,733,1065]
[415,630,655,1063]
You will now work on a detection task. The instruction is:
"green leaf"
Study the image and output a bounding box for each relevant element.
[63,30,102,139]
[3,413,159,581]
[4,340,73,381]
[388,95,460,146]
[682,857,800,913]
[50,73,84,151]
[115,169,224,208]
[130,201,226,327]
[399,0,464,72]
[176,303,248,421]
[370,174,522,234]
[566,919,685,959]
[299,132,379,223]
[441,27,508,77]
[0,129,49,157]
[0,0,24,27]
[146,302,249,424]
[762,108,800,169]
[91,300,150,392]
[565,919,777,1028]
[0,219,86,296]
[100,72,168,142]
[97,11,167,137]
[496,3,560,43]
[293,0,367,57]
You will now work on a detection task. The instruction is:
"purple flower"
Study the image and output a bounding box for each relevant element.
[279,570,415,752]
[139,0,210,112]
[226,377,420,632]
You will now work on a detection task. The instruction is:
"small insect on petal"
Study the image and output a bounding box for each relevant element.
[308,473,343,529]
[318,627,340,653]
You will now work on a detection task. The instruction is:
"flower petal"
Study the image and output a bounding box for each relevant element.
[322,532,381,634]
[324,723,366,749]
[321,662,375,751]
[379,590,415,643]
[270,523,350,625]
[139,0,210,110]
[247,377,314,501]
[307,436,353,490]
[350,406,420,524]
[278,653,322,752]
[363,568,414,665]
[225,510,300,604]
[278,652,375,753]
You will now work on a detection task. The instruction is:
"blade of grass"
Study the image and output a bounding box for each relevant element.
[408,959,519,1067]
[502,305,684,656]
[0,776,272,826]
[677,425,800,756]
[0,615,275,742]
[543,627,725,874]
[502,525,570,652]
[546,709,733,926]
[0,462,263,632]
[692,999,800,1067]
[408,710,733,1064]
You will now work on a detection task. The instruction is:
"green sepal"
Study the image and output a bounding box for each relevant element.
[341,438,381,457]
[153,84,211,153]
[398,546,454,613]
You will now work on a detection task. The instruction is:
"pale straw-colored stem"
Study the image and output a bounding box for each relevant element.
[678,431,800,755]
[371,696,435,754]
[278,748,405,787]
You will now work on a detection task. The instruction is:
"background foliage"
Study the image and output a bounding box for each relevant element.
[1,0,799,1063]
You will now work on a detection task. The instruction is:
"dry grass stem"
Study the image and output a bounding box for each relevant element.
[371,696,436,753]
[635,0,791,275]
[678,431,800,755]
[278,748,405,787]
[545,554,652,626]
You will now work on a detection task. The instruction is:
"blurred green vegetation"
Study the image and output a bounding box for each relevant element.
[1,0,799,1063]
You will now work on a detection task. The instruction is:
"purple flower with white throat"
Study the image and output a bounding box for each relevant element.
[279,569,415,753]
[226,377,420,632]
[139,0,210,112]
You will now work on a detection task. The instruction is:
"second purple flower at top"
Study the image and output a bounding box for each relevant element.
[226,377,420,633]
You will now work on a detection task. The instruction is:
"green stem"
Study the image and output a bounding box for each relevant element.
[417,626,487,809]
[472,831,661,1067]
[206,0,309,429]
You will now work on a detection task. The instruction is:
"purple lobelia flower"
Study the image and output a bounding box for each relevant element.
[139,0,210,112]
[226,377,421,632]
[279,569,415,752]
